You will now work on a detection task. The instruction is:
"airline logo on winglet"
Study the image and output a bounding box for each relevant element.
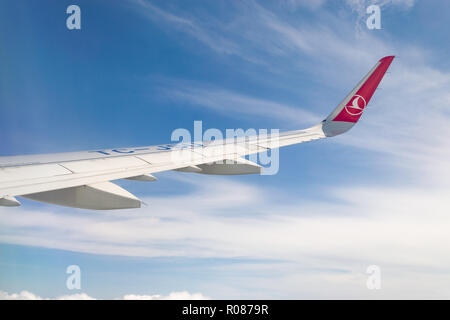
[333,55,394,123]
[345,94,366,116]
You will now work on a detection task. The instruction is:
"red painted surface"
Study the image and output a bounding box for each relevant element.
[333,56,395,123]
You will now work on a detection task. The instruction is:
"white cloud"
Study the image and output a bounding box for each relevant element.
[0,290,42,300]
[0,290,95,300]
[0,290,208,300]
[56,293,96,300]
[122,291,209,300]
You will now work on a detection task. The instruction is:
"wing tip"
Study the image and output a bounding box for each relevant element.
[379,55,395,63]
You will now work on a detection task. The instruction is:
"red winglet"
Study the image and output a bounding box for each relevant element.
[332,56,395,123]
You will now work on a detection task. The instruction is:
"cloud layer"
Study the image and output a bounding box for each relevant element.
[2,171,450,298]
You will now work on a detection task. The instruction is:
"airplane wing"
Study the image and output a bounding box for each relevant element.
[0,56,394,210]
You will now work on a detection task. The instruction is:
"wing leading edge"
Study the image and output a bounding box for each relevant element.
[0,56,394,209]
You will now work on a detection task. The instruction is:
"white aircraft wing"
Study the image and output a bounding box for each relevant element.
[0,56,394,210]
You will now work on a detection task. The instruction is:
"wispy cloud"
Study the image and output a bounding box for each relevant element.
[128,0,397,68]
[131,1,400,126]
[155,79,321,125]
[130,0,242,56]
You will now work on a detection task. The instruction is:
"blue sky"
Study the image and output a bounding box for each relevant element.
[1,0,450,299]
